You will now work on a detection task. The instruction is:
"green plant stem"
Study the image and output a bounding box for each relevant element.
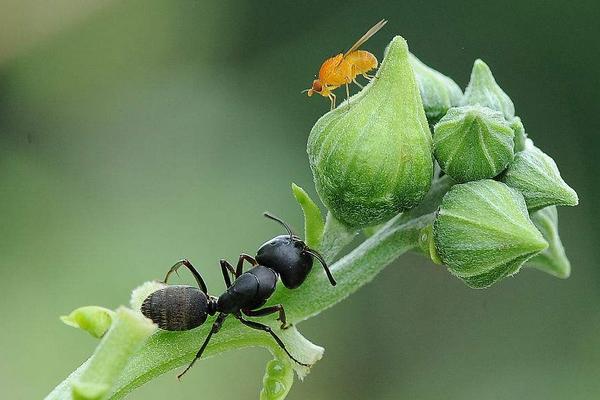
[63,308,156,400]
[319,212,357,261]
[45,213,432,400]
[401,174,454,222]
[269,213,433,322]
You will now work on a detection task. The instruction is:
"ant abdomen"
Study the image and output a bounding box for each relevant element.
[141,285,209,331]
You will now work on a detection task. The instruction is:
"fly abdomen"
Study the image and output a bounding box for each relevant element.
[141,285,209,331]
[344,50,378,76]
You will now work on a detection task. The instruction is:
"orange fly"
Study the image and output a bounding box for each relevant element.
[304,19,387,110]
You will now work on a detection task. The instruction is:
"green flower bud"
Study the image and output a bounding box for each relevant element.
[433,180,548,288]
[409,53,463,124]
[433,105,515,182]
[511,116,528,153]
[501,145,578,211]
[461,59,515,121]
[61,306,115,338]
[527,206,570,278]
[307,36,433,228]
[524,137,534,149]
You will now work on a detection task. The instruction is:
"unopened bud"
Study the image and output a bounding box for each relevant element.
[433,105,514,182]
[501,145,578,210]
[433,180,548,288]
[308,36,433,228]
[527,206,570,278]
[409,53,463,124]
[461,59,515,121]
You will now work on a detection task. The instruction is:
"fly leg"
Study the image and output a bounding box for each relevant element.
[328,93,337,110]
[351,64,363,89]
[345,82,350,104]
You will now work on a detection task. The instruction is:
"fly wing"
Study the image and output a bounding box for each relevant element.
[344,19,388,57]
[318,54,344,81]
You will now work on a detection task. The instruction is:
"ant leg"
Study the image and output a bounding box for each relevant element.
[235,253,258,277]
[352,78,364,89]
[236,316,310,367]
[219,259,234,287]
[164,259,208,294]
[362,73,377,81]
[243,304,289,329]
[177,313,228,380]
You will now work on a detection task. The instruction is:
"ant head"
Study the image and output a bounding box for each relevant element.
[255,212,336,288]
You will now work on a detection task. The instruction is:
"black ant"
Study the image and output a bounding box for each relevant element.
[141,212,335,379]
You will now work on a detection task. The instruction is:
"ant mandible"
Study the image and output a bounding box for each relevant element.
[141,212,335,379]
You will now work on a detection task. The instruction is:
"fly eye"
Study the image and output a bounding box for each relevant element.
[312,80,322,92]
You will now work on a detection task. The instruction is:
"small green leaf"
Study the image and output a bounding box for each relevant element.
[501,145,578,211]
[71,307,156,400]
[409,53,463,124]
[418,224,443,265]
[433,180,548,288]
[461,59,515,121]
[433,105,514,182]
[260,358,294,400]
[292,183,325,250]
[61,306,115,339]
[527,206,571,278]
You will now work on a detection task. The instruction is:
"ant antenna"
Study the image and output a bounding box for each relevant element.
[304,248,337,286]
[301,89,310,94]
[263,212,294,239]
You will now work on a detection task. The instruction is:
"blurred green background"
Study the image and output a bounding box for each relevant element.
[1,1,598,399]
